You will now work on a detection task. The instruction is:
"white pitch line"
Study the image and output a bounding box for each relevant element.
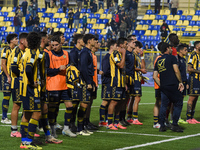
[96,131,178,138]
[114,133,200,150]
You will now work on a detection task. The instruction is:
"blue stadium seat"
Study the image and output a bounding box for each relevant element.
[146,20,152,24]
[148,36,154,41]
[195,10,200,15]
[66,28,71,33]
[162,15,167,20]
[132,30,139,35]
[20,27,24,32]
[65,14,69,18]
[66,34,70,39]
[139,20,146,25]
[42,13,48,18]
[154,25,160,30]
[87,9,91,13]
[2,32,8,36]
[96,19,102,24]
[72,28,77,32]
[189,21,196,26]
[144,41,150,46]
[40,23,46,27]
[4,17,9,21]
[103,19,109,24]
[154,35,160,41]
[148,25,154,30]
[0,12,3,16]
[3,12,8,17]
[183,32,189,36]
[177,10,183,15]
[197,21,200,26]
[49,18,55,23]
[79,24,83,28]
[155,15,161,20]
[139,30,145,35]
[1,27,6,31]
[104,9,109,14]
[151,41,157,47]
[173,27,180,31]
[180,15,186,20]
[10,22,14,27]
[41,8,46,13]
[95,14,100,19]
[89,29,95,34]
[81,8,86,13]
[57,23,63,28]
[171,20,177,25]
[56,18,61,23]
[96,29,101,34]
[87,24,93,29]
[48,13,54,18]
[79,18,83,24]
[10,17,14,21]
[141,36,147,41]
[57,8,63,13]
[190,32,196,36]
[146,10,153,15]
[181,27,186,31]
[166,20,170,25]
[186,15,192,20]
[88,13,94,19]
[37,8,40,12]
[12,7,16,12]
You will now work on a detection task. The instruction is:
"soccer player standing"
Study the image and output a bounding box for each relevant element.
[0,33,18,124]
[153,43,184,132]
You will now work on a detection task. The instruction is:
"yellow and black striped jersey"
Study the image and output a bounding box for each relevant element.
[0,46,13,75]
[133,52,142,82]
[110,50,125,88]
[188,51,200,79]
[66,65,80,89]
[7,46,24,89]
[19,49,41,97]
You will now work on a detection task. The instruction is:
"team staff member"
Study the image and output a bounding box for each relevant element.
[45,36,77,138]
[9,33,28,137]
[77,34,96,135]
[153,42,184,132]
[99,40,116,127]
[186,41,200,124]
[69,34,84,133]
[0,33,18,124]
[19,32,43,149]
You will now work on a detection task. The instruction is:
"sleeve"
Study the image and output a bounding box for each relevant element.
[69,50,77,66]
[1,47,8,59]
[188,53,195,66]
[45,52,60,77]
[11,49,21,77]
[102,56,110,77]
[171,55,178,64]
[154,61,158,71]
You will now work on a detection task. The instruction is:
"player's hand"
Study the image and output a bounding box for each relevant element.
[59,65,66,71]
[32,81,38,88]
[140,50,144,57]
[99,71,104,75]
[125,84,128,91]
[93,86,96,92]
[140,69,147,74]
[186,84,189,89]
[7,76,11,84]
[87,84,92,90]
[178,83,184,92]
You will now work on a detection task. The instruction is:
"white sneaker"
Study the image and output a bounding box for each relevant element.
[1,118,11,124]
[84,129,93,134]
[55,123,63,130]
[77,130,90,136]
[62,129,77,137]
[153,123,161,128]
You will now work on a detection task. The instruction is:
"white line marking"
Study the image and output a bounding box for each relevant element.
[96,131,178,138]
[114,133,200,150]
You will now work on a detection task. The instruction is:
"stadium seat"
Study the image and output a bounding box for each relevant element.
[81,8,86,13]
[38,12,43,18]
[177,10,183,15]
[6,27,13,32]
[196,32,200,36]
[40,17,44,22]
[63,23,68,28]
[96,19,103,24]
[53,13,60,18]
[7,7,12,12]
[182,10,189,15]
[189,21,196,26]
[107,14,112,19]
[144,30,151,36]
[52,23,57,28]
[197,21,200,26]
[76,28,83,34]
[183,20,189,26]
[46,8,52,13]
[87,24,93,29]
[148,25,154,30]
[148,36,154,41]
[1,7,7,12]
[4,17,9,21]
[40,23,46,27]
[162,15,167,20]
[0,16,4,22]
[54,28,59,32]
[8,12,15,17]
[49,18,56,23]
[65,28,71,33]
[149,15,155,20]
[157,20,163,25]
[60,13,65,18]
[151,30,158,36]
[168,25,174,31]
[95,14,100,19]
[90,18,96,24]
[183,32,189,36]
[101,29,107,35]
[177,31,182,36]
[3,12,8,17]
[57,8,63,13]
[142,25,149,30]
[88,13,94,19]
[42,13,48,18]
[176,20,182,26]
[139,30,145,35]
[180,15,186,20]
[57,23,63,28]
[46,23,51,28]
[97,9,104,14]
[86,9,91,13]
[155,15,161,20]
[154,25,160,30]
[192,26,198,31]
[96,29,101,34]
[52,8,58,13]
[186,15,192,20]
[192,15,199,21]
[143,15,149,20]
[146,10,153,15]
[60,28,65,33]
[140,20,146,25]
[185,26,192,31]
[92,24,98,29]
[165,10,171,15]
[56,18,61,23]
[159,10,164,15]
[136,25,143,30]
[89,29,95,34]
[166,20,170,25]
[43,18,50,23]
[171,20,177,25]
[61,18,67,23]
[173,27,180,31]
[141,35,147,41]
[100,14,106,19]
[21,22,26,27]
[20,27,24,32]
[48,13,54,18]
[5,22,11,27]
[167,15,174,20]
[146,20,152,24]
[103,19,109,24]
[10,17,14,21]
[151,20,158,25]
[12,7,16,12]
[99,24,105,29]
[104,9,109,14]
[195,10,200,15]
[173,15,180,20]
[189,10,195,16]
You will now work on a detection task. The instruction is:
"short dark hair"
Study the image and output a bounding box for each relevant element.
[194,41,200,48]
[107,40,116,49]
[135,41,143,48]
[39,31,47,38]
[169,33,177,42]
[74,34,84,44]
[127,38,133,43]
[117,37,127,46]
[177,43,188,52]
[51,35,61,43]
[6,33,18,44]
[157,42,165,51]
[83,34,96,44]
[19,33,28,40]
[127,34,136,39]
[160,42,170,54]
[27,32,41,49]
[53,31,64,37]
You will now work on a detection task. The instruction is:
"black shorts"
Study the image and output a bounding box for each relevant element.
[79,84,92,103]
[0,73,11,92]
[21,85,41,112]
[48,90,71,104]
[111,86,125,101]
[41,91,48,104]
[101,84,112,101]
[70,86,80,101]
[188,75,200,96]
[126,84,134,96]
[133,80,142,97]
[155,89,161,98]
[182,82,187,96]
[11,78,21,103]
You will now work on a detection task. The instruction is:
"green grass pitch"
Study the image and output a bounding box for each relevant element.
[0,86,200,150]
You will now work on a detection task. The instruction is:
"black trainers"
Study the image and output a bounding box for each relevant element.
[170,125,183,132]
[119,120,128,126]
[69,123,77,133]
[159,126,167,132]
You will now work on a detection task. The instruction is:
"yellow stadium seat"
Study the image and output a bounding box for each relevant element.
[169,25,174,31]
[107,14,112,19]
[97,9,104,14]
[189,10,195,16]
[177,31,182,36]
[99,24,105,29]
[52,8,58,13]
[151,20,158,25]
[8,12,15,17]
[192,15,199,21]
[101,29,107,35]
[167,15,174,20]
[54,28,59,32]
[165,10,171,15]
[159,10,164,15]
[52,23,57,28]
[144,30,151,36]
[100,14,106,19]
[1,7,7,12]
[192,26,198,31]
[61,18,67,23]
[5,22,11,27]
[40,17,44,22]
[77,28,83,34]
[53,13,60,18]
[185,26,192,31]
[21,22,26,27]
[149,15,155,20]
[80,13,83,18]
[158,20,163,25]
[46,8,52,13]
[92,24,98,29]
[44,18,50,23]
[6,27,12,32]
[171,31,176,33]
[90,18,96,24]
[142,25,149,30]
[136,25,143,30]
[87,19,91,24]
[182,10,189,15]
[0,22,5,27]
[60,13,65,18]
[176,20,182,26]
[173,15,180,20]
[46,23,52,28]
[60,28,65,33]
[38,12,43,18]
[183,20,189,26]
[0,16,4,21]
[7,7,12,12]
[196,32,200,36]
[151,30,157,36]
[143,15,149,20]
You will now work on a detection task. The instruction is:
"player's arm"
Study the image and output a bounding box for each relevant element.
[140,50,146,69]
[173,63,184,91]
[11,50,20,77]
[1,48,11,83]
[116,48,126,68]
[153,70,160,86]
[69,50,78,66]
[187,64,200,74]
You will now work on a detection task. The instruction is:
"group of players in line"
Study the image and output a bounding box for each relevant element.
[0,31,200,150]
